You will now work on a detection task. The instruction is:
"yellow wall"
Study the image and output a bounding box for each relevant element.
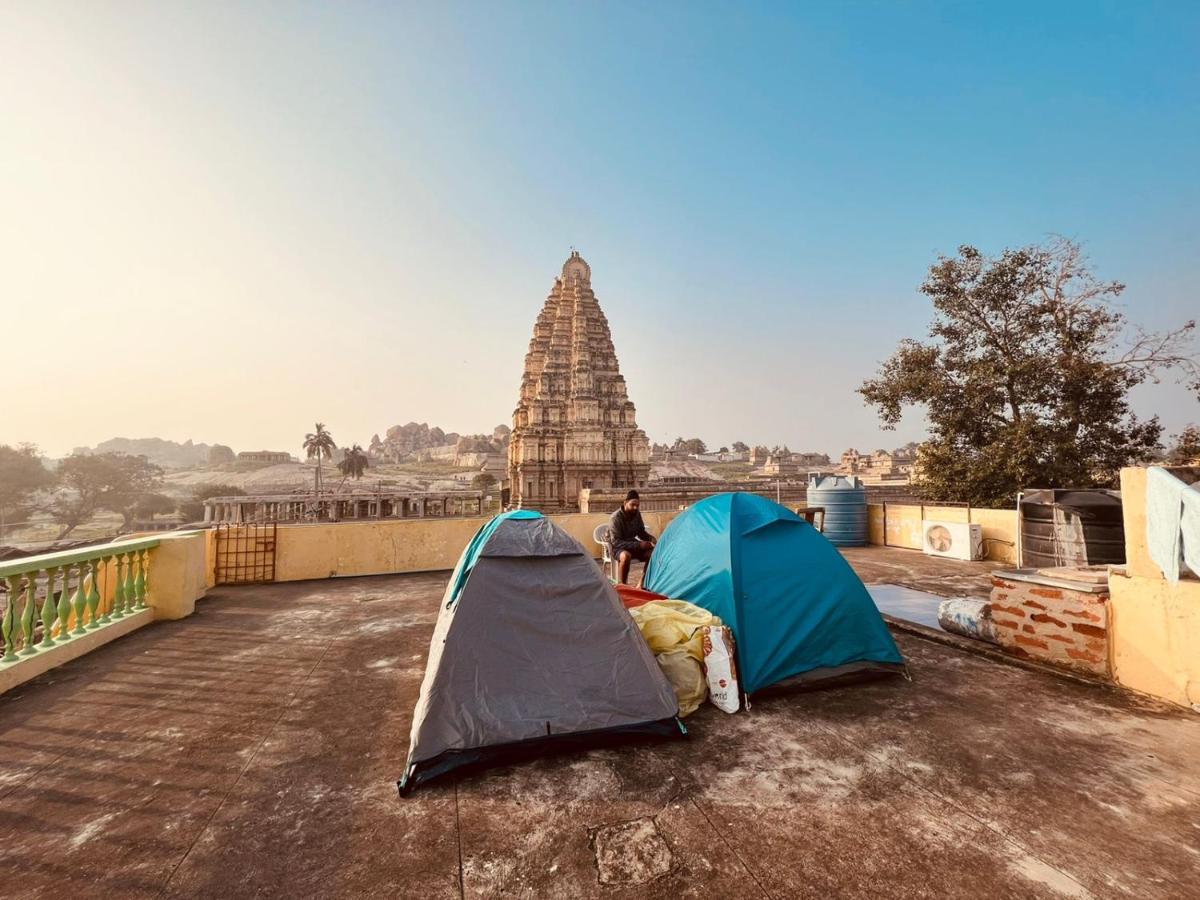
[1109,468,1200,708]
[204,528,218,588]
[867,503,1018,563]
[148,532,211,620]
[269,510,682,582]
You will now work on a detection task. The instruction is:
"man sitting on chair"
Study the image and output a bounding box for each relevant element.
[610,490,656,587]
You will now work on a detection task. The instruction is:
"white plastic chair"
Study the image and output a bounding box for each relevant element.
[592,523,619,581]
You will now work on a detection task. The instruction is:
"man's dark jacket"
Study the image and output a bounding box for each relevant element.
[609,506,654,553]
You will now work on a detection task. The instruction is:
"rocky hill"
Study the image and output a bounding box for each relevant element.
[368,422,511,464]
[368,423,458,463]
[83,437,215,469]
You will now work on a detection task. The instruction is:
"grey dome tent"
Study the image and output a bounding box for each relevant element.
[399,511,683,794]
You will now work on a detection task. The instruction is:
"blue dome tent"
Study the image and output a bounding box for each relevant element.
[645,493,905,695]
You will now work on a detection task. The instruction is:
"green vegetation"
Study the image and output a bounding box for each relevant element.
[338,444,370,482]
[1168,425,1200,464]
[0,444,54,524]
[860,237,1199,506]
[302,423,337,491]
[48,452,166,537]
[671,437,707,455]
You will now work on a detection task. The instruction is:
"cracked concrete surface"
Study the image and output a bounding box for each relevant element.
[0,549,1196,899]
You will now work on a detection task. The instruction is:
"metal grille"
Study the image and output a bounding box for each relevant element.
[215,523,276,585]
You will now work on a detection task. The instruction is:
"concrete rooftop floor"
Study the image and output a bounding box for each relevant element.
[0,547,1197,899]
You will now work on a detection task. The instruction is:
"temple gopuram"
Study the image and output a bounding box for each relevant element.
[508,251,650,511]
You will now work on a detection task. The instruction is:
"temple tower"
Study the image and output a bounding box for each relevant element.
[508,251,650,511]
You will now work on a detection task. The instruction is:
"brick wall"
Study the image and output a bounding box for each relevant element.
[989,577,1110,678]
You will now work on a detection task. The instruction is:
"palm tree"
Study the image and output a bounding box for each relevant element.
[302,423,337,493]
[337,444,369,485]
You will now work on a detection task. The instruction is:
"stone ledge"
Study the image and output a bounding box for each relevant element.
[0,609,154,695]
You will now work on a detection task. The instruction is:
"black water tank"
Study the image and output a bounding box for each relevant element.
[1020,489,1125,567]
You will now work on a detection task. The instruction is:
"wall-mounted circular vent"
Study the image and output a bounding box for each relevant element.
[926,524,953,553]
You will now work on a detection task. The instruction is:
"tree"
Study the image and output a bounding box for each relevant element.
[302,423,337,493]
[718,446,729,454]
[178,483,246,522]
[732,441,749,453]
[471,472,497,492]
[859,238,1199,506]
[134,493,177,520]
[1168,425,1200,465]
[49,452,164,537]
[0,444,54,526]
[672,437,708,455]
[337,444,369,483]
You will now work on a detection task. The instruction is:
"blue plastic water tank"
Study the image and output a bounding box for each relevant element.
[806,474,868,547]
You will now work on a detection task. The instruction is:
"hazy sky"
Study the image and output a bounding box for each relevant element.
[3,2,1198,459]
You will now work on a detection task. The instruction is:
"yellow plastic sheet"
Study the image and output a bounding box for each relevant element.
[629,599,723,717]
[629,598,722,658]
[656,649,707,717]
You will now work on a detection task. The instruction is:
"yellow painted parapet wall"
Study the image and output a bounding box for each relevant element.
[24,484,1195,710]
[266,504,1019,582]
[1108,467,1200,708]
[867,503,1019,564]
[268,511,683,582]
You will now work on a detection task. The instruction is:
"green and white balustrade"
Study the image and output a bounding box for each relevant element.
[0,537,159,663]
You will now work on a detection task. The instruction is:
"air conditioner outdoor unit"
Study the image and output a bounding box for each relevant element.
[922,521,984,561]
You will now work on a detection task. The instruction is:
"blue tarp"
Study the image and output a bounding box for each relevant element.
[644,493,903,694]
[445,509,542,607]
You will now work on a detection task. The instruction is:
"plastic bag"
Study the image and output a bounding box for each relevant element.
[701,625,740,713]
[655,648,707,717]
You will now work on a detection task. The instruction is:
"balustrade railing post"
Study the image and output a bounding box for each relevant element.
[19,575,37,655]
[2,575,20,661]
[86,558,102,628]
[72,563,88,636]
[98,555,114,624]
[111,554,127,620]
[134,549,149,609]
[39,568,58,648]
[56,565,73,641]
[122,552,134,613]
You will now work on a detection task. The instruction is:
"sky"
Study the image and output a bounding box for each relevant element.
[2,1,1198,459]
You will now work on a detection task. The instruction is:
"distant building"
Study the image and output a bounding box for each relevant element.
[508,251,650,511]
[748,448,830,476]
[838,447,915,484]
[791,451,832,469]
[238,450,292,465]
[692,450,749,463]
[758,454,799,480]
